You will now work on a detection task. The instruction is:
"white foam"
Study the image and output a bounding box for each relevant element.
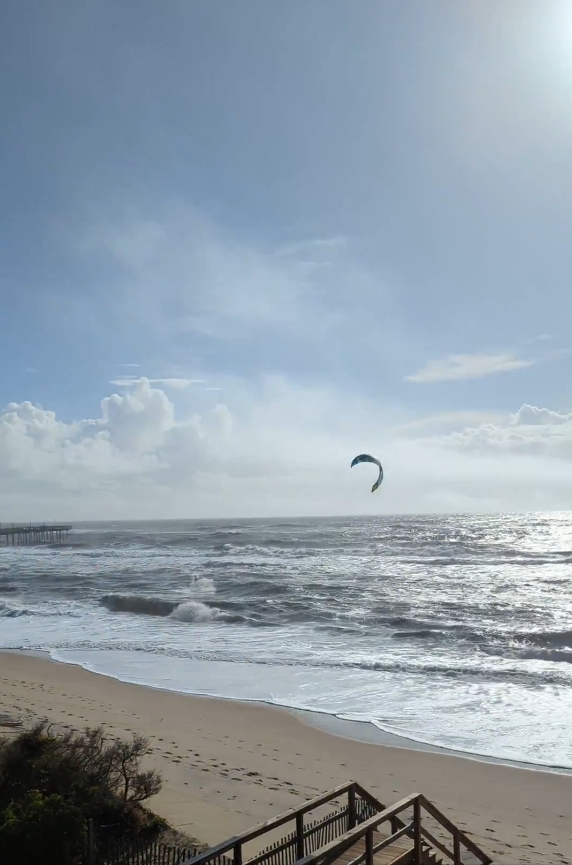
[170,601,221,623]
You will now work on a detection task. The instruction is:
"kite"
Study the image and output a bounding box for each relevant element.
[351,453,383,492]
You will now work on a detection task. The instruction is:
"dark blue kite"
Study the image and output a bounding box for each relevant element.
[351,454,383,493]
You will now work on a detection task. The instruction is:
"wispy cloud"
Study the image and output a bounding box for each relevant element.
[152,378,207,390]
[111,376,206,390]
[67,204,403,388]
[405,352,534,384]
[273,236,349,260]
[76,208,318,337]
[398,410,504,435]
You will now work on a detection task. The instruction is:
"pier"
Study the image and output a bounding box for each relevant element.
[0,524,72,546]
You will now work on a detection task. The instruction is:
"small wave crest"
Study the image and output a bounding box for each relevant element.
[100,594,176,616]
[514,629,572,649]
[170,601,224,623]
[0,599,76,618]
[0,600,30,618]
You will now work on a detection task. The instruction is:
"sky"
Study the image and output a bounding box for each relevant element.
[2,1,572,519]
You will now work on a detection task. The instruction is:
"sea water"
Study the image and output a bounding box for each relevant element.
[1,513,572,768]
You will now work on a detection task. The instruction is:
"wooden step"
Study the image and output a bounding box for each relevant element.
[332,830,413,865]
[331,831,444,865]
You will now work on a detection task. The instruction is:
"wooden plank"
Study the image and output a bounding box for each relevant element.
[0,524,71,535]
[413,800,421,865]
[334,832,413,865]
[372,824,414,855]
[0,714,23,728]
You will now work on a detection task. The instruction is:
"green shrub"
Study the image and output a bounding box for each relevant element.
[0,789,86,865]
[0,723,164,864]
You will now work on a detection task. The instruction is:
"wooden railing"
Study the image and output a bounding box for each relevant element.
[294,792,492,865]
[187,782,492,865]
[187,782,381,865]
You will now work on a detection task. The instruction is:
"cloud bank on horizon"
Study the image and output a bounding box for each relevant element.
[1,377,572,520]
[2,1,572,517]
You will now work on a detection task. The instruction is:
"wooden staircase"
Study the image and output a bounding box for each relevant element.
[188,781,491,865]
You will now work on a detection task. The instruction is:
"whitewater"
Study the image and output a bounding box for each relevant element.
[1,513,572,768]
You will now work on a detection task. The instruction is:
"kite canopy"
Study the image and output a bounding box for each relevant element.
[351,453,383,493]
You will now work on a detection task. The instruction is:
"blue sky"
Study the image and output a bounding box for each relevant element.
[2,1,572,518]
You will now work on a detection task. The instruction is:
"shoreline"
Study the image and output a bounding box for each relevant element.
[5,648,571,777]
[1,651,572,864]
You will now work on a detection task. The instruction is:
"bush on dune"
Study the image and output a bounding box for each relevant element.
[0,722,165,865]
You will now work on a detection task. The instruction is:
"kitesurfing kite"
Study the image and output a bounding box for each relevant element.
[351,454,383,492]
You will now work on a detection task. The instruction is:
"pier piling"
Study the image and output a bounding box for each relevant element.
[0,524,72,546]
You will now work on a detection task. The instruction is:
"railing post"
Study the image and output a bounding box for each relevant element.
[348,784,356,830]
[454,829,461,865]
[296,811,305,860]
[234,842,243,865]
[365,829,374,865]
[413,799,422,865]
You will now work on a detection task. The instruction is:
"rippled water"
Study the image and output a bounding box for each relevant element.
[1,513,572,767]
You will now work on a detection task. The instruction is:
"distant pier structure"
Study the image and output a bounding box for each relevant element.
[0,524,72,546]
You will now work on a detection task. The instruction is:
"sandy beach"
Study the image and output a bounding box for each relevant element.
[0,652,570,864]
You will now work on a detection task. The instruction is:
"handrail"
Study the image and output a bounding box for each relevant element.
[291,792,492,865]
[419,826,455,863]
[189,781,359,865]
[296,795,418,865]
[418,794,492,865]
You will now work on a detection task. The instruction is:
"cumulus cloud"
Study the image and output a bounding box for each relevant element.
[2,380,572,519]
[511,404,572,427]
[406,352,534,383]
[442,403,572,460]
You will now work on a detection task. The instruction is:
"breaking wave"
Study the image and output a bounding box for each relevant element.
[0,600,30,618]
[170,601,225,623]
[99,594,238,624]
[100,594,176,616]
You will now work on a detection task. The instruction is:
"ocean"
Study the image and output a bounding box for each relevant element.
[1,513,572,769]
